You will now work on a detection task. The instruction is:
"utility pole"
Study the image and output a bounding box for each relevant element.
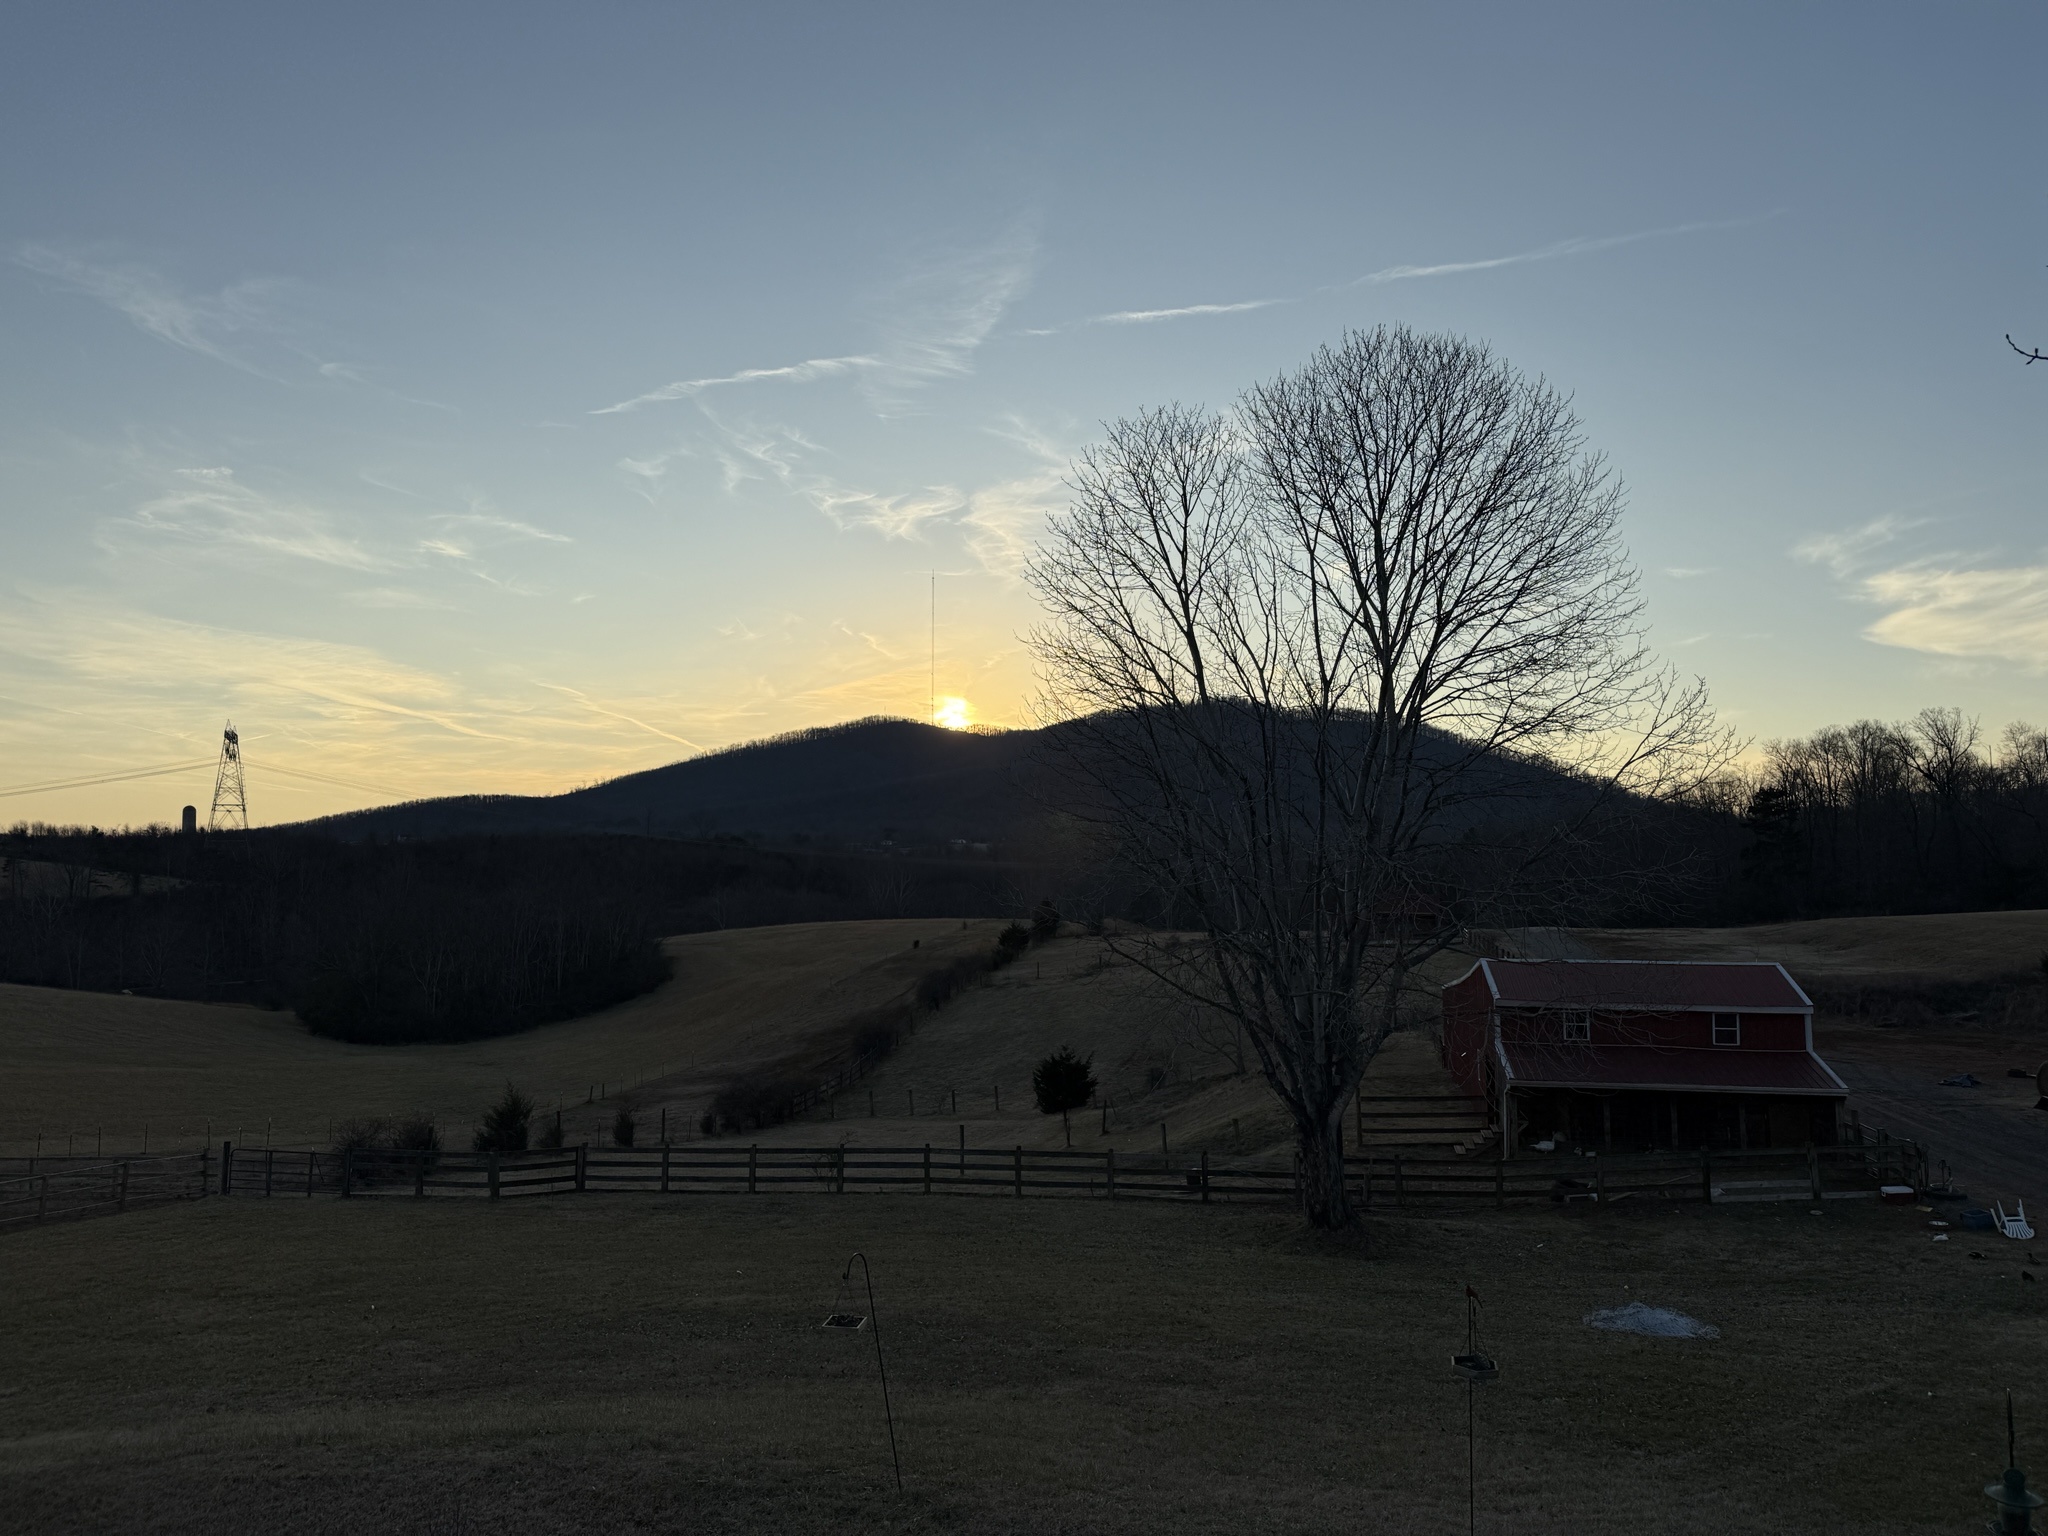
[929,570,936,724]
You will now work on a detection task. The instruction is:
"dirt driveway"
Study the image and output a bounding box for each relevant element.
[1821,1021,2048,1208]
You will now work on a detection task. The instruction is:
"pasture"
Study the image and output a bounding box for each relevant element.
[0,920,1000,1156]
[1,1191,2037,1535]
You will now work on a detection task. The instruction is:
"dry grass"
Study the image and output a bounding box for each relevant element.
[0,1192,2037,1534]
[0,920,1001,1154]
[744,937,1475,1160]
[1568,909,2048,984]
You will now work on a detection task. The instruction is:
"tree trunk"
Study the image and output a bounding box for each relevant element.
[1296,1107,1357,1230]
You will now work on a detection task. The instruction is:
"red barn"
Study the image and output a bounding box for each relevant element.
[1439,959,1848,1153]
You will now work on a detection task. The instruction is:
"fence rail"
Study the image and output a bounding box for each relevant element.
[0,1152,211,1228]
[211,1137,1924,1209]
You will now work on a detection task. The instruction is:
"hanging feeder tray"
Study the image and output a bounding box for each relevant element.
[1452,1352,1498,1384]
[821,1313,868,1330]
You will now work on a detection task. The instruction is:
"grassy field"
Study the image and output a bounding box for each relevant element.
[1561,909,2048,983]
[0,920,1000,1155]
[1,1191,2038,1535]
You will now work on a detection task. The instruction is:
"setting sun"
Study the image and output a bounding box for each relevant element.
[933,695,973,731]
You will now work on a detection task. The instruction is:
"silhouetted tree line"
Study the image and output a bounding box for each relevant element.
[0,826,1048,1043]
[1699,708,2048,920]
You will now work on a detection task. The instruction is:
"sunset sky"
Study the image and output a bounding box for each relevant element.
[2,3,2043,826]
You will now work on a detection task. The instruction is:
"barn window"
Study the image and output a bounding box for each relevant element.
[1562,1010,1590,1043]
[1712,1013,1740,1045]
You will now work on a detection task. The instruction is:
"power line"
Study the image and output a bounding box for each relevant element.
[0,758,216,801]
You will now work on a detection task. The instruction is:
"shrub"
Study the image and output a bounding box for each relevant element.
[612,1108,637,1147]
[535,1111,563,1150]
[709,1073,808,1134]
[993,923,1031,967]
[390,1116,440,1153]
[1030,899,1061,943]
[1033,1047,1097,1114]
[699,1111,718,1138]
[473,1084,534,1152]
[331,1117,391,1153]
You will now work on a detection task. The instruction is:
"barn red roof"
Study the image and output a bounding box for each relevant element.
[1475,959,1810,1012]
[1498,1042,1847,1095]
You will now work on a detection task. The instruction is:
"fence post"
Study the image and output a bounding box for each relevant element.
[266,1149,275,1198]
[1700,1148,1713,1205]
[574,1144,587,1192]
[489,1151,501,1201]
[1201,1149,1210,1204]
[749,1145,758,1195]
[1014,1146,1024,1198]
[922,1144,931,1195]
[307,1149,316,1197]
[835,1146,845,1196]
[1806,1142,1821,1202]
[224,1141,236,1197]
[661,1144,671,1195]
[119,1161,129,1211]
[38,1174,48,1221]
[1107,1147,1117,1200]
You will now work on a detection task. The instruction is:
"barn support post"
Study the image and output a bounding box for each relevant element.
[1700,1149,1713,1204]
[1594,1152,1605,1205]
[1806,1142,1821,1202]
[1668,1097,1681,1150]
[1495,1153,1505,1209]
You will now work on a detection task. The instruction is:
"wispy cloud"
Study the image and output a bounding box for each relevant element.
[1019,297,1285,335]
[1792,515,1919,578]
[105,466,388,571]
[16,243,290,376]
[592,354,878,416]
[861,222,1037,410]
[1796,514,2048,669]
[1343,216,1770,287]
[1858,563,2048,669]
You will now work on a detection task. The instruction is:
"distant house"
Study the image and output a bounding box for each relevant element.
[1439,959,1849,1153]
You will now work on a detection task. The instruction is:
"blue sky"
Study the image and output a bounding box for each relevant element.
[2,2,2044,825]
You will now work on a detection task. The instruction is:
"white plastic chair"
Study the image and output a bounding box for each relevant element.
[1997,1200,2034,1240]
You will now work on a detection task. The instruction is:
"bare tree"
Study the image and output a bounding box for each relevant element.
[1025,327,1727,1230]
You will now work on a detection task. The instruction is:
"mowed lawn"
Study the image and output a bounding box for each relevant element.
[2,1194,2038,1534]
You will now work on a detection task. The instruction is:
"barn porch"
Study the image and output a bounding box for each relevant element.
[1508,1086,1843,1154]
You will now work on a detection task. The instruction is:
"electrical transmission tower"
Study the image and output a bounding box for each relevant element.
[208,720,248,830]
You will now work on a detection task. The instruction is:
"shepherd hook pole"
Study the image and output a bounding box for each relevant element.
[846,1252,902,1492]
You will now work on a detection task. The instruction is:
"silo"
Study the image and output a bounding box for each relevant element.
[181,805,197,834]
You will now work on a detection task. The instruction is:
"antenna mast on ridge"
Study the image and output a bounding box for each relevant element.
[208,721,248,830]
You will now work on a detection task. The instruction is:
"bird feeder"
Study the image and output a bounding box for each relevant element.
[1452,1351,1499,1384]
[1987,1392,2042,1535]
[1989,1467,2043,1535]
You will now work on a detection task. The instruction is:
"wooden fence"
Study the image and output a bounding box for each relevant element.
[0,1152,211,1228]
[209,1136,1925,1209]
